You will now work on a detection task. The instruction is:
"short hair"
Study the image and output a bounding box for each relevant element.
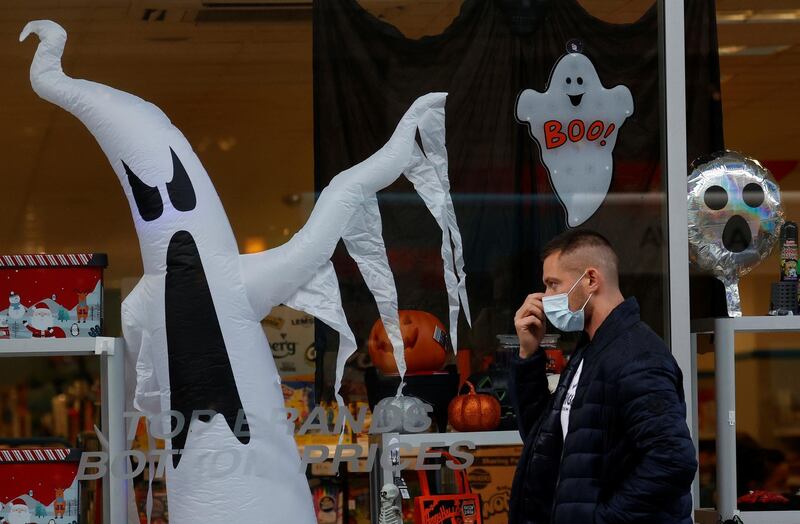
[541,229,619,284]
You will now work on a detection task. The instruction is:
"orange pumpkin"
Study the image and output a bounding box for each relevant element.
[368,310,447,374]
[448,381,501,432]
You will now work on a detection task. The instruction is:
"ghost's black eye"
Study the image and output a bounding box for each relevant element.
[704,185,728,210]
[566,77,572,84]
[577,77,584,85]
[742,183,765,208]
[166,148,197,212]
[123,161,163,221]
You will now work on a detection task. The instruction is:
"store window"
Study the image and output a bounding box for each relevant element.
[0,1,721,523]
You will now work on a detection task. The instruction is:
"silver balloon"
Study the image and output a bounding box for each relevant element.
[373,394,431,433]
[688,151,784,317]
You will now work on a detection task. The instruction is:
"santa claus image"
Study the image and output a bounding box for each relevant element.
[25,303,65,338]
[2,499,32,524]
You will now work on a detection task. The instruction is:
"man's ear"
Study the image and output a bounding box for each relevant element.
[585,267,602,292]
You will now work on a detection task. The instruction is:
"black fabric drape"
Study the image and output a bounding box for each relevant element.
[313,0,724,400]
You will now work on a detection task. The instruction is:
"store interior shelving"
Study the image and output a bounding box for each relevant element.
[0,337,127,524]
[691,315,800,523]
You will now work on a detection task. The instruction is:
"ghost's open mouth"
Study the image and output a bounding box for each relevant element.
[568,93,583,107]
[722,215,752,253]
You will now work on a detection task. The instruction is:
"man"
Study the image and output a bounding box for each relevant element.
[509,229,696,523]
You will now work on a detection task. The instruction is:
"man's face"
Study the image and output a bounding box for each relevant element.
[542,252,590,313]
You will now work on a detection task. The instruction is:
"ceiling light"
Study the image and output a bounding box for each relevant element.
[718,45,746,56]
[750,9,800,22]
[244,236,267,253]
[718,45,789,56]
[717,8,800,24]
[717,10,752,23]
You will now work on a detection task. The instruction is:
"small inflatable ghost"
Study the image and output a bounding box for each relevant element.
[21,20,468,524]
[688,151,784,316]
[516,49,634,227]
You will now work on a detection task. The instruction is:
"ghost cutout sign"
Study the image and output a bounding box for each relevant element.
[688,151,784,317]
[21,20,469,524]
[516,47,634,227]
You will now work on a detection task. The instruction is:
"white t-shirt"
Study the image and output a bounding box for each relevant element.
[561,360,584,441]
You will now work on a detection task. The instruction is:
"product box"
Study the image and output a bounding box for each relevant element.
[0,448,81,523]
[311,479,343,524]
[467,446,523,524]
[0,254,106,339]
[264,305,316,380]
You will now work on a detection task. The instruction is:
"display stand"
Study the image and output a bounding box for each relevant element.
[0,337,127,524]
[691,316,800,524]
[368,430,522,521]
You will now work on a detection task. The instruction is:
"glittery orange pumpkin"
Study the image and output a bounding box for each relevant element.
[368,310,447,374]
[448,381,501,432]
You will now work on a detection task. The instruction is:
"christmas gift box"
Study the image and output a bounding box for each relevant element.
[0,254,107,339]
[0,448,81,523]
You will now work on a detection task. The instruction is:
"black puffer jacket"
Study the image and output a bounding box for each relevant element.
[508,297,697,524]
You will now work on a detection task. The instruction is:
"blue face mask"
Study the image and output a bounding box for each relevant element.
[542,270,593,332]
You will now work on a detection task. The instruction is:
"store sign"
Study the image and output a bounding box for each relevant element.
[78,406,478,481]
[516,46,634,227]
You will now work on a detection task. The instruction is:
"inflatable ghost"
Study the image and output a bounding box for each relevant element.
[22,20,469,523]
[516,50,633,227]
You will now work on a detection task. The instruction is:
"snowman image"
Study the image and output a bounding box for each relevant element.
[516,42,634,227]
[2,499,31,524]
[7,292,26,322]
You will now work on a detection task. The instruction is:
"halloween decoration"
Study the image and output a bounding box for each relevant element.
[780,222,798,282]
[448,381,501,432]
[414,451,483,524]
[369,310,448,374]
[365,366,459,433]
[688,151,784,316]
[516,43,634,227]
[374,392,432,434]
[463,371,516,431]
[22,20,469,523]
[378,483,403,524]
[771,222,799,315]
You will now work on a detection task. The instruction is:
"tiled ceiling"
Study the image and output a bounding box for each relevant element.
[0,0,796,286]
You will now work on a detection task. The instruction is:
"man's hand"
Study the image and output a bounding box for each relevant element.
[514,293,546,359]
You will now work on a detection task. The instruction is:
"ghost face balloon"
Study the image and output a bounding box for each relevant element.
[688,151,784,317]
[516,51,634,227]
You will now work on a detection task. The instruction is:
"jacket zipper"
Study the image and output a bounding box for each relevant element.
[550,347,586,523]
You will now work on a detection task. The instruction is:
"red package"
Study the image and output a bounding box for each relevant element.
[0,254,106,339]
[0,448,81,522]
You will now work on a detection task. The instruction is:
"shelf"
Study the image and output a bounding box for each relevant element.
[0,336,127,522]
[0,337,121,357]
[376,430,523,448]
[692,315,800,335]
[696,509,800,524]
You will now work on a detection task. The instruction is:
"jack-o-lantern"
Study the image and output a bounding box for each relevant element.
[368,310,448,374]
[448,381,501,432]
